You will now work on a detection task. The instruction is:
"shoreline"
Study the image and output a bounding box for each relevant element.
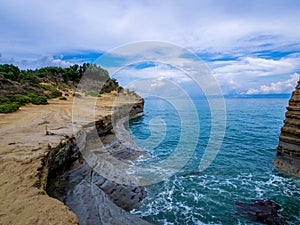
[0,91,150,225]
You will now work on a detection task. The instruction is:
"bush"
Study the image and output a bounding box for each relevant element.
[51,89,62,98]
[0,102,20,113]
[59,96,67,100]
[27,93,48,105]
[9,94,31,105]
[22,70,37,82]
[0,96,10,104]
[39,84,62,98]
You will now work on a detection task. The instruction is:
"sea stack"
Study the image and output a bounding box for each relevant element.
[274,79,300,177]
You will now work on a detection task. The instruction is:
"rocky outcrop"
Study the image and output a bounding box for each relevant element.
[44,93,151,225]
[0,90,149,225]
[235,200,286,225]
[274,80,300,177]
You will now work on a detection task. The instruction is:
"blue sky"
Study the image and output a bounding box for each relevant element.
[1,0,300,95]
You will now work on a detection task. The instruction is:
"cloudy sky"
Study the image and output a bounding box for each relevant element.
[1,0,300,95]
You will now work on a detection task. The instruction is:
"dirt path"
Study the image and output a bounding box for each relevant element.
[0,92,140,225]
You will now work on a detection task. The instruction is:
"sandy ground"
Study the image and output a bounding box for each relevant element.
[0,92,140,225]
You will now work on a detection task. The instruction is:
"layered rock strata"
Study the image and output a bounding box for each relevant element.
[0,91,150,225]
[45,94,151,225]
[274,80,300,177]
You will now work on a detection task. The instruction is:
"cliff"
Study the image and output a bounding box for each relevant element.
[274,80,300,177]
[0,90,150,225]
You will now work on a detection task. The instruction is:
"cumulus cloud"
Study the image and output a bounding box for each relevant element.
[112,62,192,88]
[1,0,300,57]
[212,55,300,78]
[244,73,299,95]
[1,0,300,95]
[0,56,72,69]
[210,54,300,94]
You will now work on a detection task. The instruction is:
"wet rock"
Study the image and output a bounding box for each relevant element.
[48,161,150,225]
[235,199,286,225]
[92,170,146,211]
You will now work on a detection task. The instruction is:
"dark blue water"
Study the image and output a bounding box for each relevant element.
[129,97,300,225]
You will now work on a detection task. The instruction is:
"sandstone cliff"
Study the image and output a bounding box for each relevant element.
[274,80,300,177]
[0,91,150,225]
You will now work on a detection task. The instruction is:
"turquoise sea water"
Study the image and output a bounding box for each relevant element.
[129,97,300,225]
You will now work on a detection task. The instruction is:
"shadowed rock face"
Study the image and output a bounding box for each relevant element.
[45,93,151,225]
[274,80,300,177]
[235,200,286,225]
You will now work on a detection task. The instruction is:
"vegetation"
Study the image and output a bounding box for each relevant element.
[59,96,67,100]
[0,102,19,113]
[0,63,121,113]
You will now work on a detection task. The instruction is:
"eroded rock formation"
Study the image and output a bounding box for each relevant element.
[43,92,151,225]
[274,80,300,177]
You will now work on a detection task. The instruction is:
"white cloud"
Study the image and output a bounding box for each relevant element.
[210,54,300,94]
[245,73,299,95]
[1,0,300,57]
[1,0,300,95]
[212,56,300,78]
[113,63,191,86]
[0,56,72,69]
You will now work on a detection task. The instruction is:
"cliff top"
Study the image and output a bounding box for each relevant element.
[0,89,142,224]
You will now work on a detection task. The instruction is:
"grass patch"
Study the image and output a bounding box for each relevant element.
[85,90,100,97]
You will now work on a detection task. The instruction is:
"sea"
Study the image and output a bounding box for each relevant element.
[127,97,300,225]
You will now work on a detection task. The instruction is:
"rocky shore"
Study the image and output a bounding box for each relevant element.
[274,80,300,177]
[0,91,151,225]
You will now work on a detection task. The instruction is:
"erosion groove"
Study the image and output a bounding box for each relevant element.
[0,91,150,225]
[42,93,151,225]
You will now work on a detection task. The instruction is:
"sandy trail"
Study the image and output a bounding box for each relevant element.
[0,92,139,225]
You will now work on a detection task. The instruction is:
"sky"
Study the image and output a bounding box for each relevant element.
[1,0,300,96]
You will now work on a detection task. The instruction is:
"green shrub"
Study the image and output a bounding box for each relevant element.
[27,93,48,105]
[39,84,51,90]
[51,89,62,98]
[9,94,31,105]
[39,84,62,98]
[22,70,37,82]
[0,102,20,113]
[59,96,67,100]
[0,96,10,104]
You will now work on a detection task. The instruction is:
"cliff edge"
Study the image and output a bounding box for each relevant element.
[274,80,300,177]
[0,91,149,225]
